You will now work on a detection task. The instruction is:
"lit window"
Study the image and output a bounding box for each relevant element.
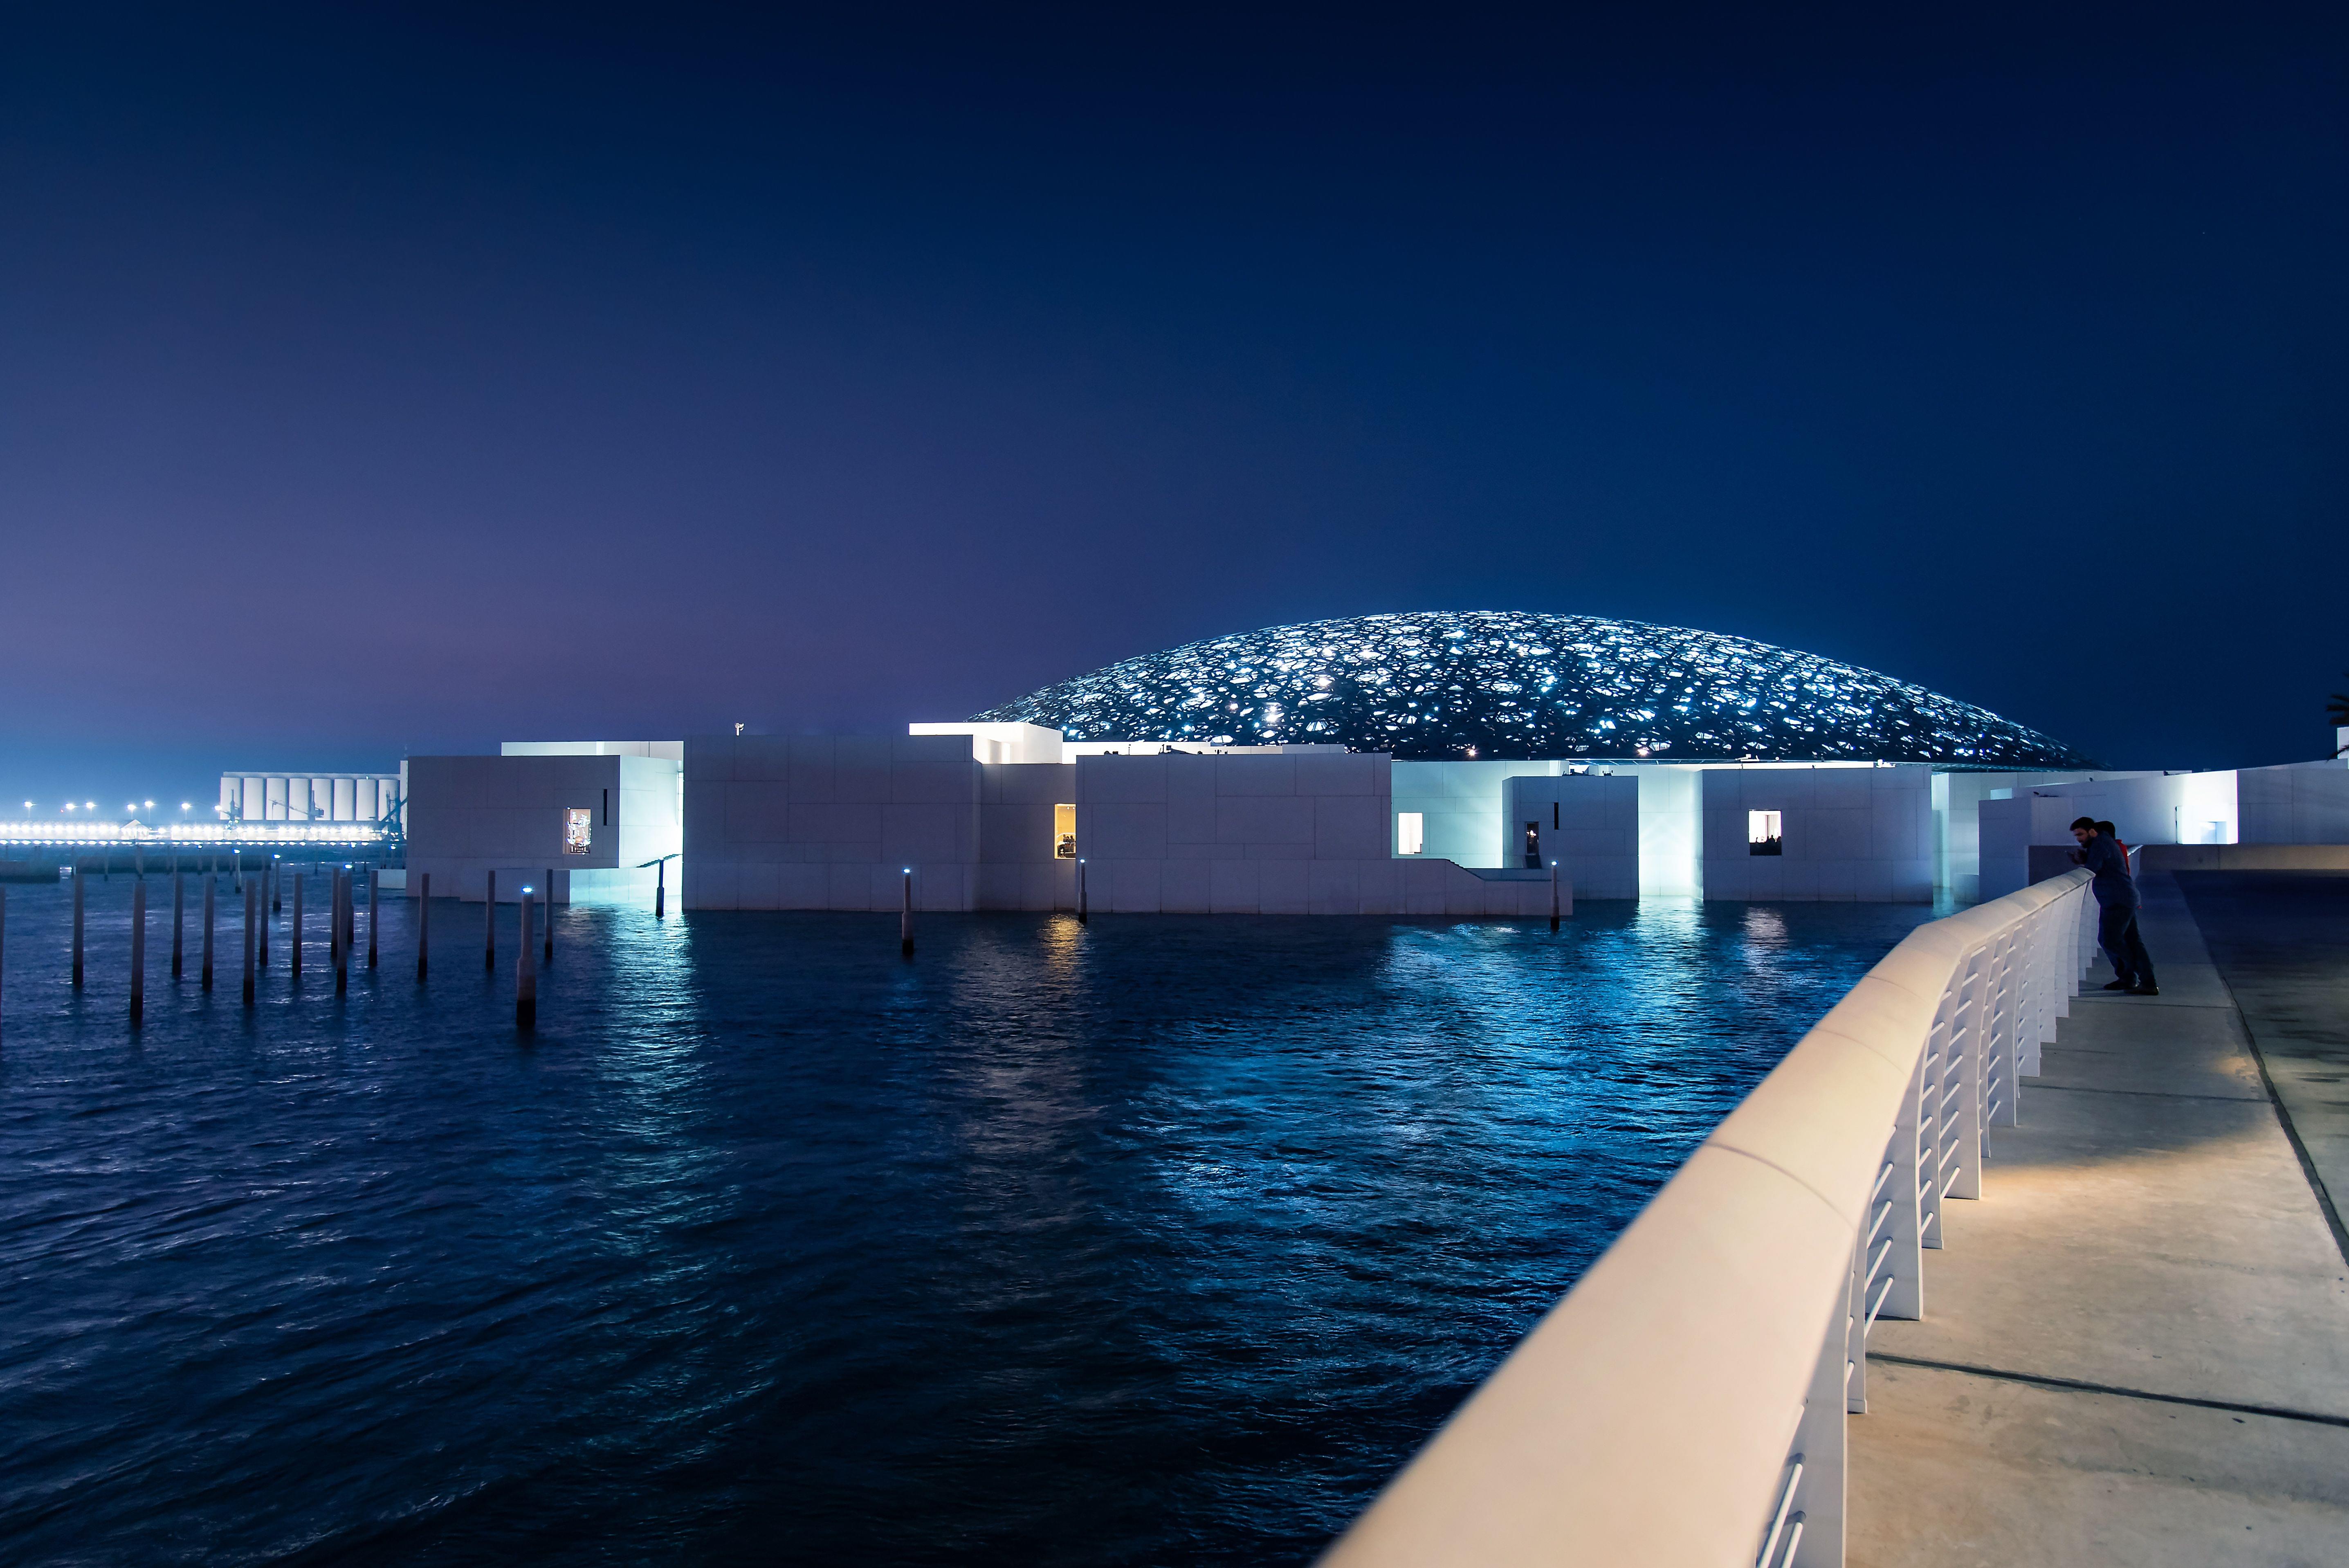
[563,808,592,854]
[1396,811,1424,855]
[1523,821,1541,868]
[1749,809,1783,856]
[1054,803,1076,858]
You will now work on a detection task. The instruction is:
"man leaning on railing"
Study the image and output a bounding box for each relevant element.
[2069,815,2157,995]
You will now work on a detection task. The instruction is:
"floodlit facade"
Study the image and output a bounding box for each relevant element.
[387,617,2349,911]
[404,742,682,902]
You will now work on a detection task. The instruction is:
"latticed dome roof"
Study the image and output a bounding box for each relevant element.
[974,611,2093,766]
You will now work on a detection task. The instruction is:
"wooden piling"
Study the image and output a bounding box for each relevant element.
[417,872,431,979]
[291,872,303,979]
[243,881,256,1004]
[366,864,378,968]
[485,869,497,971]
[1078,859,1088,925]
[202,874,215,990]
[516,887,537,1029]
[258,865,270,967]
[1550,860,1560,932]
[173,872,185,978]
[72,867,85,986]
[130,880,145,1027]
[543,868,554,960]
[901,868,914,956]
[655,858,666,918]
[334,872,348,993]
[271,858,281,914]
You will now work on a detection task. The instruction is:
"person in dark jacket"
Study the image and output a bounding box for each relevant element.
[2071,815,2157,995]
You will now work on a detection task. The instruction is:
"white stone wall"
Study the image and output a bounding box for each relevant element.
[2239,758,2349,845]
[1700,765,1933,902]
[1502,774,1641,899]
[683,734,983,911]
[678,741,1567,917]
[405,753,677,902]
[1975,758,2349,900]
[1390,759,1542,867]
[977,760,1079,910]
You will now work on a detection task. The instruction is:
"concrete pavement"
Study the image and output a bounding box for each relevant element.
[1848,871,2349,1567]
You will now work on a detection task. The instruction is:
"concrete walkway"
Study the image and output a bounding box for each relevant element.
[1849,871,2349,1566]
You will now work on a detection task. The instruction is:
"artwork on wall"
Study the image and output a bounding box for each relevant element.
[564,808,593,854]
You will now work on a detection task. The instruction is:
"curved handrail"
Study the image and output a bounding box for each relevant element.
[1323,869,2094,1566]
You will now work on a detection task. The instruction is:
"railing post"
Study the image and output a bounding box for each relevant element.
[1778,1287,1848,1568]
[1945,952,1990,1202]
[1880,1054,1928,1308]
[1981,932,2019,1131]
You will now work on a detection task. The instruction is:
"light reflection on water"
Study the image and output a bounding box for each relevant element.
[0,881,1934,1566]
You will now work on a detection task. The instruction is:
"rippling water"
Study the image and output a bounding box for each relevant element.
[0,877,1936,1565]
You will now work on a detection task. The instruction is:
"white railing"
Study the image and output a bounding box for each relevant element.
[1323,868,2095,1568]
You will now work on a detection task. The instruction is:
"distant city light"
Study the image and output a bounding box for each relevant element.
[84,800,95,809]
[144,799,154,809]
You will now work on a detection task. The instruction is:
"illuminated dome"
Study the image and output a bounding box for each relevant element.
[975,611,2093,766]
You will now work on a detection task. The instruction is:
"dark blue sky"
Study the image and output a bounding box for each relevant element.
[4,4,2344,806]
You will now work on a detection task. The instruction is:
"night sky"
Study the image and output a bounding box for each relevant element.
[4,6,2344,807]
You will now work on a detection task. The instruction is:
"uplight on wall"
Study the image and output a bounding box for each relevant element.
[1396,811,1424,856]
[1748,809,1783,856]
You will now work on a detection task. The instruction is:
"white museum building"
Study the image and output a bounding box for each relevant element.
[395,613,2349,912]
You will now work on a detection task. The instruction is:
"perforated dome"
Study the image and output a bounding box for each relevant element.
[974,611,2091,766]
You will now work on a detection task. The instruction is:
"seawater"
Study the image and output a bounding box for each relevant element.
[0,878,1936,1565]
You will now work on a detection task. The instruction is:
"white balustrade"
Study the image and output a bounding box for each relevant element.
[1322,868,2095,1568]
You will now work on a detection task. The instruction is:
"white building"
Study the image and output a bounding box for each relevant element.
[390,619,2349,912]
[218,770,404,825]
[403,741,681,902]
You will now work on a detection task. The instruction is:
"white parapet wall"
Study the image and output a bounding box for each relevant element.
[1976,756,2349,901]
[680,736,1571,917]
[1500,773,1641,899]
[1700,764,1934,903]
[405,751,681,901]
[1322,868,2094,1568]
